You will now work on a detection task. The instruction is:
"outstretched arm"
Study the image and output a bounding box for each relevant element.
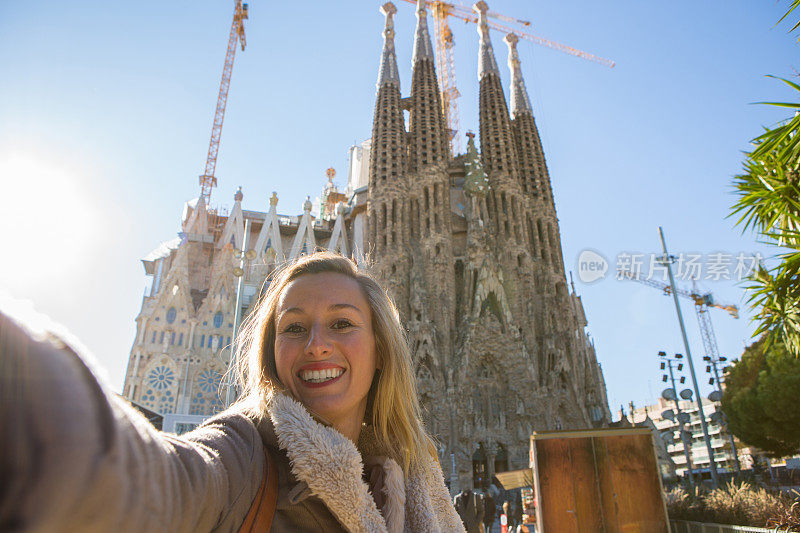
[0,307,263,533]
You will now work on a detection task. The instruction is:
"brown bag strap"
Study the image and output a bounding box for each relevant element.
[238,446,279,532]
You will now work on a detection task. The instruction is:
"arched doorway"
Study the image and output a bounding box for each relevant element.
[472,443,488,489]
[494,443,509,476]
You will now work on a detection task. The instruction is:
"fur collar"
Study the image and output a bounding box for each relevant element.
[268,393,465,533]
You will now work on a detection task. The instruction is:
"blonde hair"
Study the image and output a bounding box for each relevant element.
[234,251,433,472]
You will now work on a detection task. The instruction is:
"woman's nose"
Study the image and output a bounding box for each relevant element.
[304,323,333,357]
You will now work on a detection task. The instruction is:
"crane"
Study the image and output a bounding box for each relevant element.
[400,0,614,155]
[198,0,248,206]
[619,268,743,472]
[618,270,739,386]
[618,270,738,316]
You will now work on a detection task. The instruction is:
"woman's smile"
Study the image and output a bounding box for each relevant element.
[297,363,345,386]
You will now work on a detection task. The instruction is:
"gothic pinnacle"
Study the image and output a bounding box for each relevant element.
[473,1,499,80]
[377,2,400,90]
[504,33,533,119]
[412,0,434,64]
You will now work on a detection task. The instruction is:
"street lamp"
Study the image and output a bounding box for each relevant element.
[658,227,720,487]
[225,219,256,407]
[659,351,696,489]
[702,354,741,473]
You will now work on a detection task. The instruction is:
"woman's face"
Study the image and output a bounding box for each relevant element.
[274,272,378,432]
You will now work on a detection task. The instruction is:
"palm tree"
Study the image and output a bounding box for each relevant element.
[731,26,800,354]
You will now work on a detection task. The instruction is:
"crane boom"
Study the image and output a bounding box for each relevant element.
[399,0,614,154]
[618,270,738,381]
[199,0,248,205]
[618,270,739,318]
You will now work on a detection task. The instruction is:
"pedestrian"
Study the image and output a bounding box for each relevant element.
[454,488,485,533]
[1,252,466,532]
[512,490,524,530]
[501,501,511,533]
[483,489,496,532]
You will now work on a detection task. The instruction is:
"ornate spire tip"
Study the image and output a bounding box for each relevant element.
[380,2,397,19]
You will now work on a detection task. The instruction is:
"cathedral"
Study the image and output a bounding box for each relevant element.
[122,0,611,492]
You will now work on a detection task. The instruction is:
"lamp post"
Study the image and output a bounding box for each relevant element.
[225,219,255,408]
[658,227,719,487]
[703,354,741,473]
[659,351,695,489]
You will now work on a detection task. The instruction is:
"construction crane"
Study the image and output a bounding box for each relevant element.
[619,268,743,472]
[400,0,614,155]
[198,0,248,206]
[618,269,739,379]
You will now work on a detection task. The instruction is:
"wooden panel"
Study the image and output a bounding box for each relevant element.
[535,438,579,533]
[593,434,668,533]
[565,437,605,532]
[535,437,605,533]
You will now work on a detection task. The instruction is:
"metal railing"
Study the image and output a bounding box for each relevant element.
[670,519,788,532]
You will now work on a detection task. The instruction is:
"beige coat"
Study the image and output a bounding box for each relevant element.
[0,305,464,533]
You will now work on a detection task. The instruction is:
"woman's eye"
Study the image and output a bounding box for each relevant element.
[331,319,353,330]
[282,323,305,334]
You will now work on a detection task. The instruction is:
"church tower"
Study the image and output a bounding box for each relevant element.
[404,0,458,468]
[368,3,411,312]
[364,1,611,492]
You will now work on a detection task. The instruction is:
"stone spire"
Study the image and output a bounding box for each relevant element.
[377,2,400,90]
[474,1,499,80]
[474,2,526,255]
[474,1,518,181]
[504,33,553,203]
[369,1,408,269]
[370,2,406,189]
[412,0,434,64]
[409,0,448,168]
[504,33,532,119]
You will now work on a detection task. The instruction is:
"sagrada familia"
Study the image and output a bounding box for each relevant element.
[122,0,611,492]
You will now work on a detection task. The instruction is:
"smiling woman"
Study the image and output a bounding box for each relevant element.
[1,251,465,532]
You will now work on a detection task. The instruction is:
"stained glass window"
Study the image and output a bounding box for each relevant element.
[166,307,177,324]
[146,366,175,391]
[200,334,205,348]
[213,311,223,328]
[197,369,222,394]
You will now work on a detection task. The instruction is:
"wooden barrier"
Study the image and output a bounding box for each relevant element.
[530,427,670,532]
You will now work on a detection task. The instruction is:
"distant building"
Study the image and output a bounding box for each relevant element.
[626,397,743,480]
[122,0,611,492]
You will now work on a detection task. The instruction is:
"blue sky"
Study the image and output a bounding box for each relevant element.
[1,0,797,416]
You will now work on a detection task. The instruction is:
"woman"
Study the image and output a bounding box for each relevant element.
[0,252,465,532]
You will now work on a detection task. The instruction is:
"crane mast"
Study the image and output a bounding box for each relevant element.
[199,0,248,205]
[431,3,462,154]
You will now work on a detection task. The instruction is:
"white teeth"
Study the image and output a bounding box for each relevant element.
[300,368,344,383]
